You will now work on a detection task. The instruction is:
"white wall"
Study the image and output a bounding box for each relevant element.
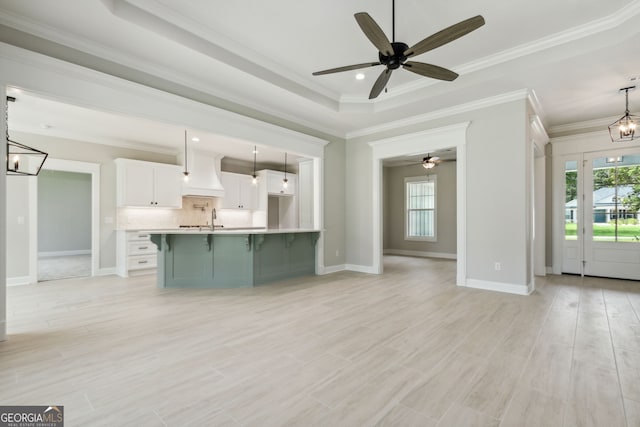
[1,92,7,340]
[347,99,532,292]
[323,139,346,266]
[38,170,91,254]
[6,177,30,279]
[383,161,457,256]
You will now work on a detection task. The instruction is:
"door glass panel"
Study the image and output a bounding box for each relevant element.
[591,155,640,242]
[565,160,578,241]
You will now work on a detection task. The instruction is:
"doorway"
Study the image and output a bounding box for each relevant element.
[560,149,640,280]
[37,169,92,281]
[28,158,101,282]
[371,122,468,285]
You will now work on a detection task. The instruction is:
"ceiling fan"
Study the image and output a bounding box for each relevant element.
[422,154,455,169]
[312,1,485,99]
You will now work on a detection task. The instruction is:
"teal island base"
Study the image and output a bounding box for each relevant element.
[149,231,320,288]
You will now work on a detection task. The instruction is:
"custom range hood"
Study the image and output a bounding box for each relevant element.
[180,148,225,198]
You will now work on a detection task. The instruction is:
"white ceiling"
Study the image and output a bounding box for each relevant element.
[1,0,640,145]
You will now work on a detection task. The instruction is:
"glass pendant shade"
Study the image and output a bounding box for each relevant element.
[6,96,48,176]
[609,87,638,143]
[6,139,48,176]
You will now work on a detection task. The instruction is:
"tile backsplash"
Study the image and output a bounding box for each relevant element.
[117,196,256,230]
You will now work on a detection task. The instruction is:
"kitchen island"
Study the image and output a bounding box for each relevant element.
[148,229,320,288]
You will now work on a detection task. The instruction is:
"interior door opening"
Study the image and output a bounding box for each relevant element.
[37,170,92,281]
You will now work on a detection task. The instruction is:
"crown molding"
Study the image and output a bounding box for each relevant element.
[0,16,343,139]
[548,115,622,137]
[0,42,330,156]
[3,0,639,118]
[101,0,339,109]
[454,0,640,76]
[0,33,337,145]
[343,0,640,108]
[348,89,530,139]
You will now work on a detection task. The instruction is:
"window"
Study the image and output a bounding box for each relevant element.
[405,176,436,241]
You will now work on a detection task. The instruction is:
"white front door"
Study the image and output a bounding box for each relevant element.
[562,150,640,280]
[583,151,640,280]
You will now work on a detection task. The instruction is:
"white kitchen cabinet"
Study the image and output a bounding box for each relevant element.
[116,230,157,277]
[266,170,296,196]
[219,172,258,209]
[115,158,182,208]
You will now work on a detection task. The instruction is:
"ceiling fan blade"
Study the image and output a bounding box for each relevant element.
[312,62,381,76]
[403,61,458,81]
[404,15,485,57]
[354,12,394,56]
[369,68,392,99]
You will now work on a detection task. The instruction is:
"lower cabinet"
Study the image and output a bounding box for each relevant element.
[116,230,158,277]
[152,232,318,288]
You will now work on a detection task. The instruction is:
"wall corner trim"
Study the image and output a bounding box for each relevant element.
[464,278,533,296]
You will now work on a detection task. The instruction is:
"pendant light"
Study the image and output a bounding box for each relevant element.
[252,146,258,184]
[182,130,190,182]
[5,96,48,176]
[282,152,289,189]
[608,86,638,142]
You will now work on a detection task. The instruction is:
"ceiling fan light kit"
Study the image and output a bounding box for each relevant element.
[312,1,485,99]
[422,154,440,169]
[608,86,638,142]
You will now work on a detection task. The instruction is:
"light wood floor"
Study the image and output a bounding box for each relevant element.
[2,256,640,426]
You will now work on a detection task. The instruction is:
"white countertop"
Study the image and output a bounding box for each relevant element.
[140,228,321,235]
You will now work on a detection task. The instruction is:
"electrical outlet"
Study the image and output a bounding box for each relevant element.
[335,249,340,257]
[494,262,501,271]
[17,216,24,225]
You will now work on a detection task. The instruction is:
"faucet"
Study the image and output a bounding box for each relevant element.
[210,208,217,230]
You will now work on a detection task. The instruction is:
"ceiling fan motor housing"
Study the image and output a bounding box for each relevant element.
[379,42,409,69]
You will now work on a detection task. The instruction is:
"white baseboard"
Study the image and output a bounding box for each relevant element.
[39,250,91,258]
[318,264,346,275]
[96,267,117,276]
[7,276,34,286]
[383,249,457,260]
[464,278,532,296]
[345,264,379,274]
[0,320,5,342]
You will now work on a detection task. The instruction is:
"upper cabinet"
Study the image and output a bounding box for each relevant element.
[219,172,258,210]
[265,170,296,196]
[115,159,182,208]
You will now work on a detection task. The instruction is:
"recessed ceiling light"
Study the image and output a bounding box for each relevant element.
[355,73,365,80]
[252,148,259,154]
[191,137,200,142]
[40,124,51,129]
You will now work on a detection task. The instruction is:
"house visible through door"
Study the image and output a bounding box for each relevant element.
[37,170,92,281]
[562,151,640,280]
